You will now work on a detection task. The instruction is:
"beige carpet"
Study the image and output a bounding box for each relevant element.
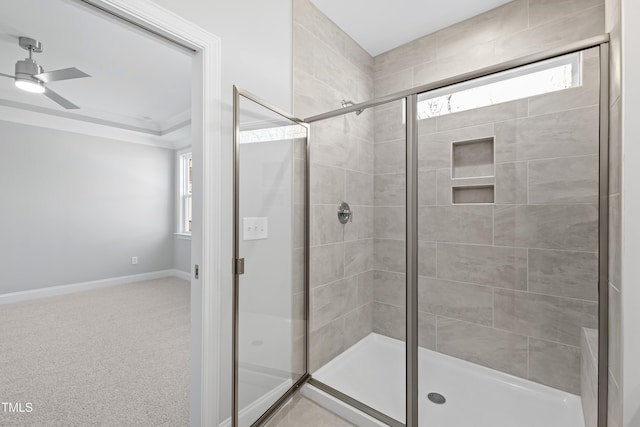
[0,277,190,427]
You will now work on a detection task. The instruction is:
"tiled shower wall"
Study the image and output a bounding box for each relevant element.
[373,0,605,97]
[292,0,376,372]
[294,0,608,391]
[372,49,601,395]
[368,0,605,395]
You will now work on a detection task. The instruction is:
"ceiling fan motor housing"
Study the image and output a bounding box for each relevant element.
[15,58,43,81]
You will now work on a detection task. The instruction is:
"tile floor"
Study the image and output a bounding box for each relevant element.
[265,395,354,427]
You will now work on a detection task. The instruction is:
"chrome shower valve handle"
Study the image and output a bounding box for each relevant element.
[337,202,353,224]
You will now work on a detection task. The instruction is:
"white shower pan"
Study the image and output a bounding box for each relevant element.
[307,333,585,427]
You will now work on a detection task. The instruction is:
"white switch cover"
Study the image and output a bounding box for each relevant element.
[243,217,268,241]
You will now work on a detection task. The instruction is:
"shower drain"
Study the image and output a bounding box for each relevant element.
[427,392,446,404]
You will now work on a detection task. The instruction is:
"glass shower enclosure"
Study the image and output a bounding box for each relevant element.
[232,37,610,427]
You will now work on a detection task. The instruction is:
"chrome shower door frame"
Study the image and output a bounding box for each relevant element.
[232,86,311,427]
[303,35,611,427]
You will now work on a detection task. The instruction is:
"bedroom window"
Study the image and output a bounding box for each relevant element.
[178,151,192,234]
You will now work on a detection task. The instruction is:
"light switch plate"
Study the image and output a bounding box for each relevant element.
[243,217,268,241]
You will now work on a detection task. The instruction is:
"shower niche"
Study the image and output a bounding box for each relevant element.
[451,136,495,204]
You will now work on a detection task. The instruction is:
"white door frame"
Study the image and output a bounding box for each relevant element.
[82,1,222,426]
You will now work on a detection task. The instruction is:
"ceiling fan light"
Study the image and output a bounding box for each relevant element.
[15,77,45,94]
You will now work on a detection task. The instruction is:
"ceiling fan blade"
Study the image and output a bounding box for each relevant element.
[0,72,15,79]
[35,67,90,83]
[44,87,79,109]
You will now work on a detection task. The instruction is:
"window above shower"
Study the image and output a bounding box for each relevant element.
[417,52,582,120]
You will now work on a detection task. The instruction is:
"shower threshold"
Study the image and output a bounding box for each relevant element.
[306,333,585,427]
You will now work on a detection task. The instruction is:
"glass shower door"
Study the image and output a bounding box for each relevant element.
[416,48,601,427]
[233,87,309,427]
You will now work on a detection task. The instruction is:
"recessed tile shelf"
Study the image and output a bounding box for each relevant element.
[452,137,495,179]
[452,185,495,204]
[451,136,496,204]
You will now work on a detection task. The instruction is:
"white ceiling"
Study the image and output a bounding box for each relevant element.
[310,0,514,56]
[0,0,192,147]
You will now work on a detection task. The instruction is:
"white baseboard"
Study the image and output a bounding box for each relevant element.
[0,269,190,305]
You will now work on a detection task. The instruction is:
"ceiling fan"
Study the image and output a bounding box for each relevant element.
[0,36,90,109]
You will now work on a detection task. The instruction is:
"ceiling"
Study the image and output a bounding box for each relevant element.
[310,0,514,56]
[0,0,192,148]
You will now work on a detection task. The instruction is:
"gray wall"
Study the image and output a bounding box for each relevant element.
[174,236,191,274]
[293,0,376,372]
[0,120,175,294]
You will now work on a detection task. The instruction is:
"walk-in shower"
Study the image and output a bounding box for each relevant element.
[231,35,609,427]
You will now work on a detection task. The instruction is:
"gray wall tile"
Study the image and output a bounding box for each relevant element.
[374,140,406,174]
[494,204,599,251]
[344,239,373,277]
[437,243,527,290]
[357,271,374,306]
[346,171,373,206]
[419,277,493,325]
[435,0,528,57]
[494,289,598,346]
[495,162,527,204]
[373,302,405,341]
[374,270,405,307]
[344,303,373,348]
[528,249,598,301]
[495,107,599,163]
[494,5,604,60]
[420,206,494,244]
[309,317,345,372]
[375,173,405,206]
[529,338,581,394]
[312,278,358,331]
[373,103,406,143]
[436,169,452,205]
[529,0,604,27]
[374,239,405,273]
[357,139,374,174]
[419,169,438,206]
[419,312,437,350]
[374,68,412,98]
[344,205,374,242]
[311,163,344,205]
[528,156,599,204]
[437,317,528,377]
[419,241,437,277]
[311,205,344,246]
[310,120,358,169]
[374,206,405,240]
[310,243,345,287]
[374,33,437,78]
